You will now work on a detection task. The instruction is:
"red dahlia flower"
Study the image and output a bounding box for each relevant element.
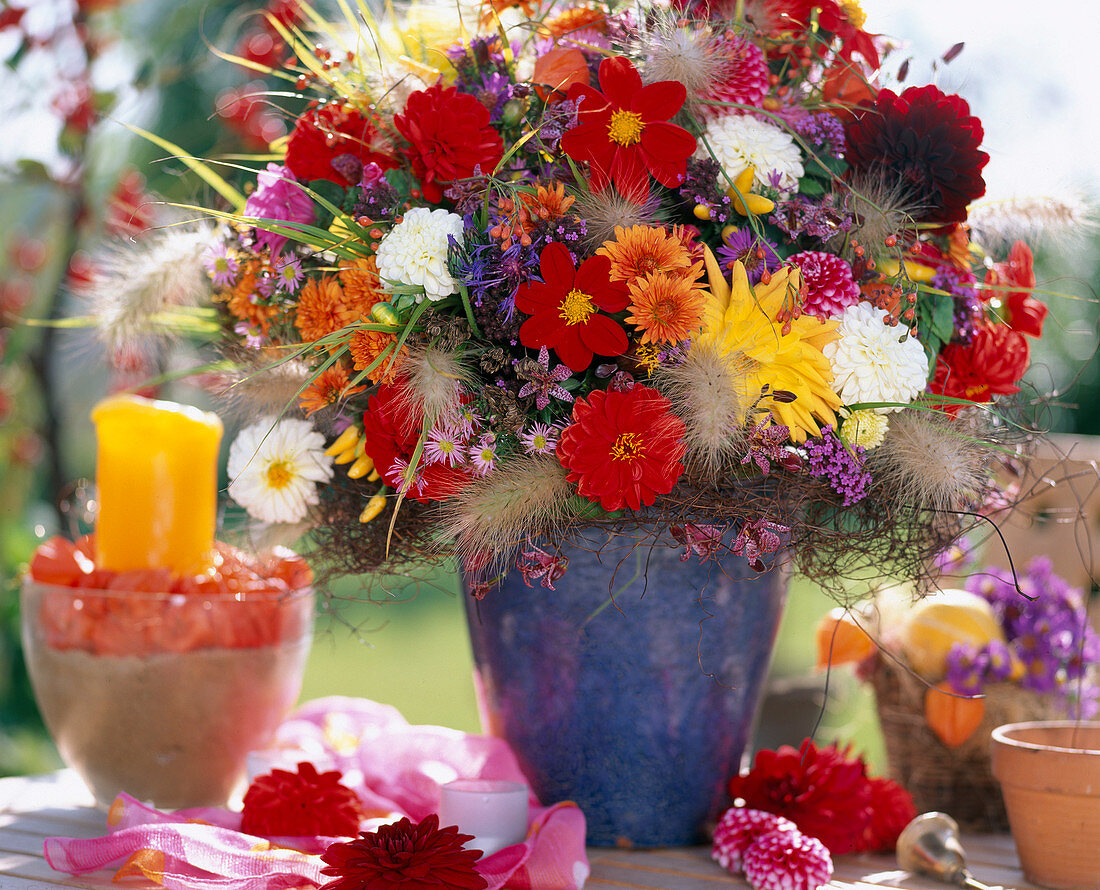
[394,83,504,204]
[862,776,918,852]
[728,739,876,855]
[361,380,470,503]
[320,814,488,889]
[515,241,630,372]
[845,84,988,225]
[561,56,696,204]
[285,103,397,184]
[557,384,686,511]
[240,762,364,837]
[986,241,1046,338]
[928,324,1030,411]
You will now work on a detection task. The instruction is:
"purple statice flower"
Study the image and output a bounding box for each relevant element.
[770,192,853,243]
[516,544,569,590]
[516,346,573,410]
[535,98,581,154]
[790,111,846,159]
[732,516,789,573]
[670,523,727,563]
[931,266,982,344]
[802,426,871,506]
[679,157,733,227]
[716,229,782,285]
[203,242,238,288]
[244,163,315,256]
[351,168,399,222]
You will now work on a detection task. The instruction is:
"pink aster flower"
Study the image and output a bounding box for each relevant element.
[203,242,238,288]
[424,426,467,467]
[244,163,315,255]
[468,438,498,475]
[520,422,559,455]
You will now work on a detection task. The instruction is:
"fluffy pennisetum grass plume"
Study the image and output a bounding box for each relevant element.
[653,345,750,483]
[573,186,665,250]
[76,226,213,358]
[439,455,575,568]
[841,173,925,257]
[397,343,474,427]
[866,409,994,516]
[966,195,1094,251]
[209,350,314,420]
[635,11,724,118]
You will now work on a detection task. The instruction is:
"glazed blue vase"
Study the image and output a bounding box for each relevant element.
[463,526,789,847]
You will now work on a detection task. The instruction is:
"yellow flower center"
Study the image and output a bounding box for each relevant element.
[838,0,866,29]
[265,460,294,490]
[559,288,596,325]
[607,110,645,146]
[610,432,646,462]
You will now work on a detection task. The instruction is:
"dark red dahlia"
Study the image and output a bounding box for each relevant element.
[394,83,504,204]
[727,739,874,855]
[361,380,471,504]
[862,776,917,852]
[320,814,488,889]
[928,323,1030,411]
[845,84,989,225]
[562,56,696,204]
[557,384,687,512]
[285,103,398,184]
[240,762,364,837]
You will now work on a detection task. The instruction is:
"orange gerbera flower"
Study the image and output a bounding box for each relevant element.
[349,328,406,384]
[627,269,707,344]
[295,275,363,344]
[598,225,693,283]
[541,5,607,38]
[298,364,367,415]
[224,259,279,332]
[338,256,386,309]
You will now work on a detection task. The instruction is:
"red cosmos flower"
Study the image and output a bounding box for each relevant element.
[728,739,914,855]
[516,241,630,373]
[928,324,1031,411]
[557,384,687,512]
[845,85,989,226]
[561,57,696,204]
[240,762,364,837]
[361,380,470,503]
[394,83,504,204]
[986,240,1046,338]
[320,814,488,890]
[285,103,397,184]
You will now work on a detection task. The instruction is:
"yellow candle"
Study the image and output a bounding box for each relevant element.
[91,394,223,575]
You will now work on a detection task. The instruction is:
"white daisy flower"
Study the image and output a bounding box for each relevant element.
[823,303,930,414]
[375,207,464,301]
[698,113,804,192]
[227,417,334,523]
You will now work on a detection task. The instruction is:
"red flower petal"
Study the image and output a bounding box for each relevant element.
[539,241,577,290]
[633,80,686,122]
[597,55,643,107]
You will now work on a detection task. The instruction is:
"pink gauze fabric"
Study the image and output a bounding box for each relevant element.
[44,696,590,889]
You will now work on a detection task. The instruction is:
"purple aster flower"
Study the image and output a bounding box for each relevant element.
[203,242,238,288]
[243,163,315,256]
[802,426,871,506]
[423,425,467,467]
[516,346,573,410]
[468,437,498,476]
[271,255,304,293]
[717,229,782,285]
[520,422,558,455]
[233,320,265,349]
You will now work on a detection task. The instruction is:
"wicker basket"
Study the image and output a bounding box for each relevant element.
[872,658,1064,832]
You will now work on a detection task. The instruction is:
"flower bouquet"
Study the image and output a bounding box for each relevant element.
[817,556,1099,830]
[78,0,1075,846]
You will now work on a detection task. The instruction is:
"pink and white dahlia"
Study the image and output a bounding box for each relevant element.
[742,830,834,890]
[701,33,769,119]
[788,251,861,318]
[712,808,799,874]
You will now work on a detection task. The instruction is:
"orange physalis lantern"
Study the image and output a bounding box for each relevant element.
[815,607,875,668]
[924,681,985,748]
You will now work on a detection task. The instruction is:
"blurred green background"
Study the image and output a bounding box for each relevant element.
[1,0,1096,779]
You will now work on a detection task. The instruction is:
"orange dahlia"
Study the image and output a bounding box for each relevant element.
[598,225,693,283]
[349,328,405,384]
[295,275,363,344]
[338,256,386,309]
[557,384,686,511]
[298,364,366,415]
[627,270,707,344]
[224,259,279,333]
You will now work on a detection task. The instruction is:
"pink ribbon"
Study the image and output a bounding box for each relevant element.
[44,697,589,889]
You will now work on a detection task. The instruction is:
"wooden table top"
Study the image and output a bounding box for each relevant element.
[0,770,1040,889]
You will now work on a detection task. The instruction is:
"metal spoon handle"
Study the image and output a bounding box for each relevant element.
[960,874,998,890]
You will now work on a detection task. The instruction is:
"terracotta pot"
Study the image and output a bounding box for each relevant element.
[990,721,1100,890]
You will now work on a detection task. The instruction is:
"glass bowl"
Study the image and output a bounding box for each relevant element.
[21,578,314,809]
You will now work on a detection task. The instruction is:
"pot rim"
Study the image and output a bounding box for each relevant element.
[21,576,315,603]
[991,720,1100,755]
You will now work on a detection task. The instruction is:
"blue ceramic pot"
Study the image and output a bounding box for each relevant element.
[463,526,789,847]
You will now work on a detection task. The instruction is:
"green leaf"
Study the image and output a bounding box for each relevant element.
[798,176,826,196]
[125,124,246,211]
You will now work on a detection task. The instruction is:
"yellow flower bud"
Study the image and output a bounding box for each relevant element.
[693,204,712,221]
[371,302,400,326]
[324,426,359,457]
[359,493,387,523]
[347,455,375,479]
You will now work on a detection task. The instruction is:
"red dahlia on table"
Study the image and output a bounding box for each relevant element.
[557,384,687,511]
[394,83,505,204]
[240,762,364,837]
[515,241,630,373]
[284,103,397,184]
[844,84,988,225]
[561,56,696,203]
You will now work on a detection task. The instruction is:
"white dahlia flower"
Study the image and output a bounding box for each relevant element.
[698,113,804,192]
[227,417,334,523]
[375,207,464,301]
[823,303,929,414]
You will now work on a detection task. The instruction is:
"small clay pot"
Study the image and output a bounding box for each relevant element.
[990,721,1100,890]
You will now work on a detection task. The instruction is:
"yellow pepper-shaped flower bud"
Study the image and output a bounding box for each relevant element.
[325,426,359,457]
[359,492,387,523]
[727,166,775,217]
[347,454,375,479]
